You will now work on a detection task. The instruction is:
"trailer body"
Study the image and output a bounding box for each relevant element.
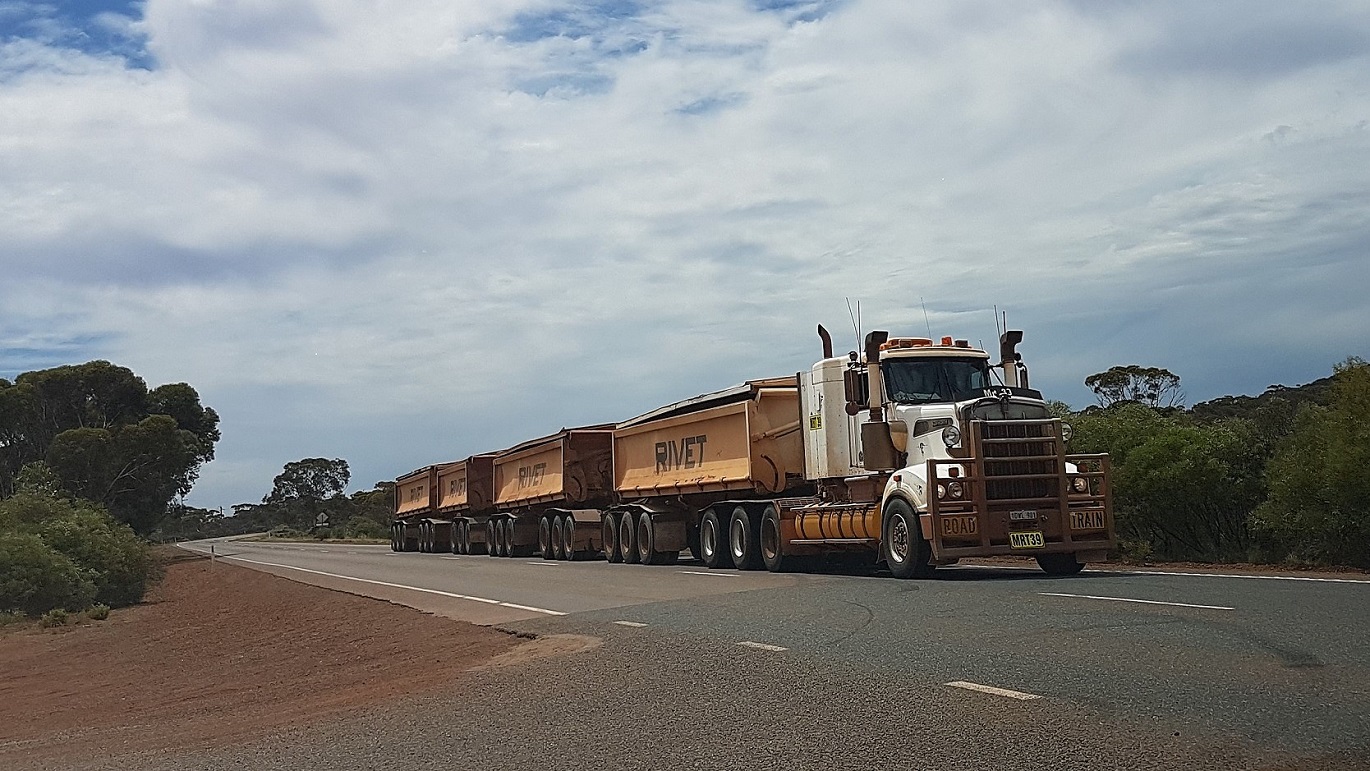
[481,427,613,558]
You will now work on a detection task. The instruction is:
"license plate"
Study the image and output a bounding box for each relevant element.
[1069,510,1106,530]
[940,515,979,537]
[1009,531,1045,549]
[1009,509,1038,522]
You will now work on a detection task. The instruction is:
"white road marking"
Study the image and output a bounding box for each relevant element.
[216,556,567,616]
[679,570,736,577]
[1040,592,1234,610]
[945,681,1043,701]
[439,556,462,561]
[614,621,648,628]
[1123,569,1370,585]
[524,561,560,566]
[737,641,788,652]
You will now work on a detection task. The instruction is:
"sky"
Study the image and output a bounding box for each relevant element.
[2,0,1367,511]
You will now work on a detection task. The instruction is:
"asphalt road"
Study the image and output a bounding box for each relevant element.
[165,538,1370,770]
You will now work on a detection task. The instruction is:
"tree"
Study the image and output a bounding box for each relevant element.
[0,361,219,534]
[1085,365,1185,408]
[266,458,351,505]
[1252,358,1370,567]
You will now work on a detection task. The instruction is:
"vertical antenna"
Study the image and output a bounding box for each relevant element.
[921,297,932,338]
[993,304,1001,338]
[846,298,860,350]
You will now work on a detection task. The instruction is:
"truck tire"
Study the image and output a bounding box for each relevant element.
[390,524,399,552]
[485,520,497,557]
[552,516,566,560]
[502,518,516,557]
[620,511,641,564]
[760,506,794,573]
[603,512,622,563]
[1037,553,1085,576]
[729,506,762,571]
[560,516,577,561]
[637,515,671,565]
[420,522,431,553]
[883,499,933,579]
[539,517,554,560]
[700,508,732,569]
[457,521,468,555]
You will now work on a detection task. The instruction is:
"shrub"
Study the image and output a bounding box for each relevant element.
[0,532,96,616]
[87,603,110,621]
[38,608,69,628]
[344,516,387,540]
[37,502,151,607]
[267,525,304,539]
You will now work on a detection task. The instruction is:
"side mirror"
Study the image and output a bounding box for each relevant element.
[843,368,867,416]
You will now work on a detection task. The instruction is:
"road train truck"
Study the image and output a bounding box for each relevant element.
[393,327,1114,576]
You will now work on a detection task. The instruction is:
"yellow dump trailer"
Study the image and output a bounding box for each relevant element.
[600,377,810,566]
[390,465,439,552]
[486,426,614,559]
[440,454,496,555]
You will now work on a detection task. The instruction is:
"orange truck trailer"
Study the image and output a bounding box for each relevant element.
[392,327,1115,576]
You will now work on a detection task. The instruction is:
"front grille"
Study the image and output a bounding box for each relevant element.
[978,420,1060,503]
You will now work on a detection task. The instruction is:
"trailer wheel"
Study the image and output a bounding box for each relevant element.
[502,518,517,557]
[760,506,794,573]
[550,516,565,560]
[603,512,622,563]
[700,509,732,569]
[1037,553,1085,576]
[637,515,663,565]
[539,517,553,560]
[562,516,579,561]
[620,511,641,564]
[454,521,466,555]
[729,506,762,570]
[390,524,399,552]
[883,499,933,579]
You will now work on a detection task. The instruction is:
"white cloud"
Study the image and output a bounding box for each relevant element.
[2,0,1368,508]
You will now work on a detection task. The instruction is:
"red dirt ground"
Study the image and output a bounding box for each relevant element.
[0,550,517,765]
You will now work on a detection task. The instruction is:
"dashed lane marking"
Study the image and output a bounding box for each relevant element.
[524,561,560,566]
[614,621,648,628]
[679,570,736,577]
[439,556,462,561]
[1040,592,1235,610]
[945,681,1043,701]
[1123,569,1370,585]
[737,641,788,652]
[217,556,567,616]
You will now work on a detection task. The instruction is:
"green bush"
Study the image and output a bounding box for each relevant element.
[37,502,151,607]
[0,532,96,616]
[38,608,69,628]
[344,516,387,540]
[87,603,110,621]
[267,525,305,539]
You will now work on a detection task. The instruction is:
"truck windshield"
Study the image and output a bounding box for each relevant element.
[883,357,993,404]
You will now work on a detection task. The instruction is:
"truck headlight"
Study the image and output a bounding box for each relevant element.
[1061,422,1074,442]
[936,483,947,500]
[947,481,964,499]
[1071,477,1089,493]
[941,425,961,448]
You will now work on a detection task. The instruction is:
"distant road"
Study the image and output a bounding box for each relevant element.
[179,538,1370,767]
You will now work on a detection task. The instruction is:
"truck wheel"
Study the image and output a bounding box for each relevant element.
[883,499,933,579]
[637,515,668,565]
[420,522,431,553]
[390,524,399,551]
[760,506,793,573]
[603,512,622,563]
[1037,553,1085,576]
[539,517,553,560]
[502,518,517,557]
[562,516,579,561]
[485,520,497,557]
[551,516,566,560]
[700,508,733,569]
[729,506,762,571]
[620,511,641,564]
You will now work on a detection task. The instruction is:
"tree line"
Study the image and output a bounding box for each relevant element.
[1069,359,1369,568]
[1,361,220,620]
